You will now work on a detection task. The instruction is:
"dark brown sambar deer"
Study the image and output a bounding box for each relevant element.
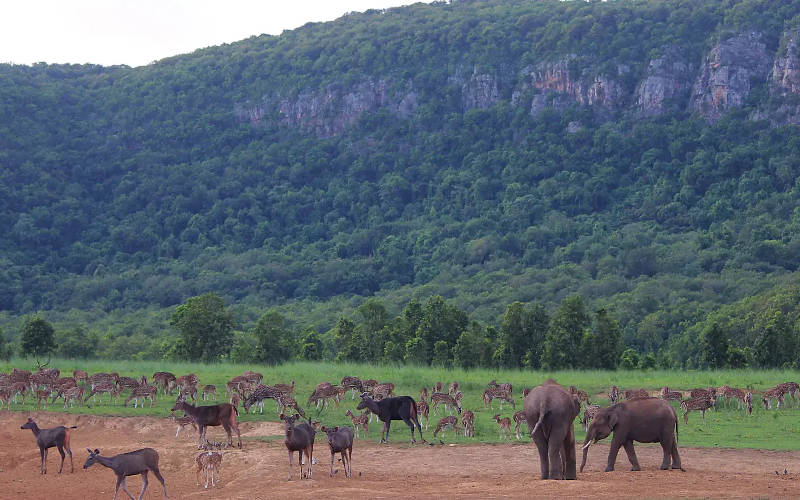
[20,417,77,474]
[83,447,168,499]
[171,396,242,449]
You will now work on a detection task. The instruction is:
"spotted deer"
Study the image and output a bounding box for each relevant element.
[513,410,528,440]
[243,384,281,414]
[84,382,119,405]
[433,381,443,393]
[420,387,429,403]
[762,387,785,409]
[745,391,753,415]
[124,384,157,408]
[430,392,461,415]
[493,414,512,440]
[416,400,430,430]
[35,389,50,410]
[659,386,683,402]
[461,410,475,437]
[777,382,799,406]
[681,397,714,424]
[608,385,619,405]
[345,409,369,438]
[719,386,747,409]
[152,372,176,395]
[202,385,217,401]
[62,386,84,408]
[581,404,602,431]
[229,393,241,409]
[488,380,513,395]
[624,388,649,400]
[273,380,296,398]
[72,369,88,385]
[482,388,515,410]
[690,387,717,400]
[433,416,461,438]
[371,382,395,400]
[448,381,460,397]
[172,414,198,438]
[569,385,590,406]
[195,449,223,488]
[341,376,363,399]
[242,370,263,385]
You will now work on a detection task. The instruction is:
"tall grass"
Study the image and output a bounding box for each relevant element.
[2,358,798,450]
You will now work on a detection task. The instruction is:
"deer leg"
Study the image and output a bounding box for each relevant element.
[57,444,65,473]
[330,450,335,477]
[381,421,390,443]
[151,465,168,499]
[119,477,135,500]
[287,450,293,481]
[139,471,149,500]
[40,447,46,474]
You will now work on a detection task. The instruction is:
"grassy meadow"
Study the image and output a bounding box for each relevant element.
[2,358,799,451]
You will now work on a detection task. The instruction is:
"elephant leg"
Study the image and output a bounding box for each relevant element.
[532,430,550,479]
[547,425,568,479]
[670,438,682,470]
[658,440,672,470]
[623,440,641,471]
[605,437,623,472]
[562,423,577,480]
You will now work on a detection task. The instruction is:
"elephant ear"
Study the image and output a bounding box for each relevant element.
[608,409,619,430]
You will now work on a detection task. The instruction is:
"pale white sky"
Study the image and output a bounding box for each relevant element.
[0,0,431,67]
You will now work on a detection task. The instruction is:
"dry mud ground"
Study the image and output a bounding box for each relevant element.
[1,412,798,499]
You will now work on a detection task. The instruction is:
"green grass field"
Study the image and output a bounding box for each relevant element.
[2,359,799,450]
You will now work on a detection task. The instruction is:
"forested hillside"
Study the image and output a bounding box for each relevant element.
[2,0,800,368]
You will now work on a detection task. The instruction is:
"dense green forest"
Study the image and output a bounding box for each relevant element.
[2,0,800,368]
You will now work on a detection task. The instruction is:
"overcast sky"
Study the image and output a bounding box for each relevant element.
[0,0,431,67]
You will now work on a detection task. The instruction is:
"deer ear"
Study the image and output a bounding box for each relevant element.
[321,426,327,432]
[94,448,100,454]
[334,426,339,432]
[294,413,300,420]
[86,448,93,454]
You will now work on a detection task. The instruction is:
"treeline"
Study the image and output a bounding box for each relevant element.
[5,288,798,370]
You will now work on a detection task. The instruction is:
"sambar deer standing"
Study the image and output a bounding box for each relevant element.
[20,417,77,474]
[83,447,168,500]
[171,397,242,449]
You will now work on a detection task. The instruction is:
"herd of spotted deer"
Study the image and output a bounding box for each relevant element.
[2,365,799,498]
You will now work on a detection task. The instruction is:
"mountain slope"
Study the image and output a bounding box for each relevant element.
[3,0,800,359]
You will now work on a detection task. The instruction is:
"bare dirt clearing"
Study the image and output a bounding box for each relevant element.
[1,412,797,499]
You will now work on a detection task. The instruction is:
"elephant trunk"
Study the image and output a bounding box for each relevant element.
[579,432,594,473]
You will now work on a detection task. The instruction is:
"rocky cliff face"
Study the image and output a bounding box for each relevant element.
[690,32,771,121]
[237,30,800,135]
[635,47,693,116]
[235,78,418,136]
[516,57,625,115]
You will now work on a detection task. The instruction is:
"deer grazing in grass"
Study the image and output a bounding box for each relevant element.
[84,447,168,500]
[681,397,714,424]
[281,413,316,481]
[433,416,461,438]
[171,396,242,449]
[430,391,462,415]
[341,376,363,400]
[345,409,369,438]
[21,418,77,474]
[762,387,785,410]
[124,384,157,408]
[624,388,649,400]
[321,425,354,477]
[482,388,515,410]
[202,384,217,401]
[660,387,683,402]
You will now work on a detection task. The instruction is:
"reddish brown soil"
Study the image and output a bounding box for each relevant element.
[1,411,798,499]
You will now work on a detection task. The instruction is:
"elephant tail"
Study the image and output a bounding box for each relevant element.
[531,401,547,436]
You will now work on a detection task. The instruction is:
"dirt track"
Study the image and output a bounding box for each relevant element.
[1,412,798,499]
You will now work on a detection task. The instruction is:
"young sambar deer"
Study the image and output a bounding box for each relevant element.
[83,447,168,500]
[321,425,354,477]
[281,413,316,481]
[171,396,241,449]
[20,417,77,474]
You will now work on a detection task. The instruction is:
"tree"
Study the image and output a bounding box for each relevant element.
[299,327,323,361]
[250,310,292,364]
[581,308,622,369]
[0,327,10,360]
[357,299,389,360]
[541,296,590,370]
[404,337,429,365]
[496,302,548,368]
[170,293,234,362]
[334,317,361,362]
[432,340,452,367]
[700,322,729,369]
[454,322,492,369]
[55,326,99,359]
[619,348,640,369]
[20,316,56,359]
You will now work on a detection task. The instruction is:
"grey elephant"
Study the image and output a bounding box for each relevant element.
[524,378,581,480]
[580,397,682,472]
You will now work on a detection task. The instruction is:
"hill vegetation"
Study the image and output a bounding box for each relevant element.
[2,0,800,368]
